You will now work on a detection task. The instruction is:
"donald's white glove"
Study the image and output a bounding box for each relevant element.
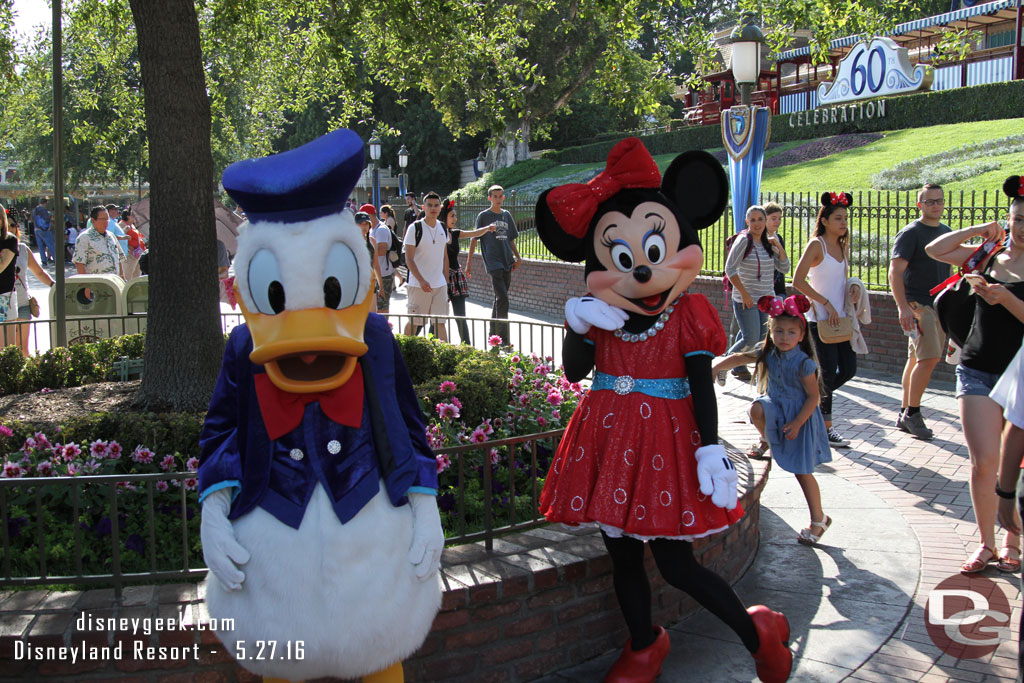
[200,488,250,591]
[565,296,629,335]
[694,445,738,510]
[408,493,444,581]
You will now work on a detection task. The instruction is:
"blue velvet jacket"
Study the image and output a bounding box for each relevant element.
[197,314,438,528]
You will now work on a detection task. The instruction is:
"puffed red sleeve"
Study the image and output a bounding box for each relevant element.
[677,293,727,358]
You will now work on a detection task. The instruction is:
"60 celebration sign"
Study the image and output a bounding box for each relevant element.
[817,37,933,105]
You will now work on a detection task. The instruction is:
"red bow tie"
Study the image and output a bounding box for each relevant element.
[254,365,364,440]
[545,138,662,238]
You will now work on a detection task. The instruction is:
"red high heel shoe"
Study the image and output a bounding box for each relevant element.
[603,625,671,683]
[748,605,792,683]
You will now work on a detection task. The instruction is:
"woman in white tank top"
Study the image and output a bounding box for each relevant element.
[793,193,858,448]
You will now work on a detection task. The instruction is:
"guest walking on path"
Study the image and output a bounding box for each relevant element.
[792,192,857,449]
[719,205,789,385]
[714,294,833,545]
[927,175,1024,574]
[8,221,53,355]
[467,185,523,346]
[888,183,952,440]
[439,199,494,345]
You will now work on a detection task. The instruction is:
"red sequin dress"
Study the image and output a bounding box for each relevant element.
[539,293,742,540]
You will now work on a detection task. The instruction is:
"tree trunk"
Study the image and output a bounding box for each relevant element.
[488,118,532,170]
[129,0,223,411]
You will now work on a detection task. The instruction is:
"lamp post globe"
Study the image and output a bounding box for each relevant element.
[729,11,765,106]
[397,145,409,169]
[368,134,382,162]
[397,144,409,197]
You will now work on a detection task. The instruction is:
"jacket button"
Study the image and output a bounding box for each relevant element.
[289,448,304,461]
[327,440,342,455]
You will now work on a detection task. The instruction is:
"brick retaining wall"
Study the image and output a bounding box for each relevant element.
[0,455,769,682]
[463,254,955,386]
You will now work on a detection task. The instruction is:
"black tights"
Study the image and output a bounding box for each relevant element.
[451,295,471,344]
[601,532,759,653]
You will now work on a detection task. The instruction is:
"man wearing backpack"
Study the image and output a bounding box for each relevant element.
[32,198,56,267]
[402,192,449,340]
[373,211,402,312]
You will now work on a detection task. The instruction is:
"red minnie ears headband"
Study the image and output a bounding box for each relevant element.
[821,192,852,207]
[1002,175,1024,198]
[758,294,811,319]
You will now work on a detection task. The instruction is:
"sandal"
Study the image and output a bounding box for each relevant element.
[961,545,996,574]
[746,441,770,461]
[998,545,1021,573]
[797,516,832,546]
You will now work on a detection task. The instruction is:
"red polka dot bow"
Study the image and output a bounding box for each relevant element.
[829,192,850,206]
[546,137,662,238]
[758,294,811,318]
[1017,176,1024,196]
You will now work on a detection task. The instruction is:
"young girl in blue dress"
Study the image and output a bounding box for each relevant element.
[714,293,834,545]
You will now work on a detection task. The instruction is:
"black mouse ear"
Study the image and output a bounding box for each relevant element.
[660,151,727,231]
[1003,176,1023,199]
[819,192,832,207]
[536,189,587,262]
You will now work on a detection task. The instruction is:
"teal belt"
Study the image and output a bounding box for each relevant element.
[592,372,690,399]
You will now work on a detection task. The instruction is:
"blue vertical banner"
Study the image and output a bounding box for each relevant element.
[372,167,381,208]
[722,105,772,233]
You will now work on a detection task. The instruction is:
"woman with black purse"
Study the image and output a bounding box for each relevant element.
[440,199,495,345]
[793,193,857,449]
[927,176,1024,574]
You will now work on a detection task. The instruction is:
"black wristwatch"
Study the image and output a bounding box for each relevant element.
[995,483,1016,500]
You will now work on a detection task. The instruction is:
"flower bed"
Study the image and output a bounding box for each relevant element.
[0,336,581,583]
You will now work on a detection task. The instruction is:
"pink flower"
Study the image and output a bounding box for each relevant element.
[439,381,457,394]
[488,335,503,347]
[3,461,24,478]
[67,463,80,476]
[159,455,176,471]
[62,443,81,461]
[481,420,494,435]
[184,478,198,491]
[131,446,154,464]
[436,454,452,473]
[106,442,122,460]
[545,355,553,362]
[489,448,501,465]
[537,416,548,428]
[185,457,199,471]
[36,461,53,476]
[518,394,530,407]
[0,424,12,437]
[451,397,463,410]
[89,440,108,459]
[510,355,520,363]
[155,480,169,492]
[470,428,488,444]
[511,374,522,387]
[85,459,100,473]
[34,432,51,449]
[436,403,460,420]
[39,387,52,394]
[22,437,36,451]
[546,391,563,406]
[533,364,550,375]
[552,409,560,420]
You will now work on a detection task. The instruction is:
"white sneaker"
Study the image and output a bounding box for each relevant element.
[716,370,727,387]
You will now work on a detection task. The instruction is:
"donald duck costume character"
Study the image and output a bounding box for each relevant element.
[198,129,443,683]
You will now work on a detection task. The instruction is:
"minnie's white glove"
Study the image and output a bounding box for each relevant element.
[694,445,738,510]
[200,488,250,591]
[408,493,444,581]
[565,296,629,335]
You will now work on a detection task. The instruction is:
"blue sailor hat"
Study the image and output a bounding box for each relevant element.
[222,129,366,224]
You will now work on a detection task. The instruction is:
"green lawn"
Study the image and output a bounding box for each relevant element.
[508,118,1024,197]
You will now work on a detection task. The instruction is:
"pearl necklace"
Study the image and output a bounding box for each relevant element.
[612,294,682,343]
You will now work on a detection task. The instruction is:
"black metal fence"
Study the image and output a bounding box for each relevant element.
[0,430,563,594]
[456,189,1009,291]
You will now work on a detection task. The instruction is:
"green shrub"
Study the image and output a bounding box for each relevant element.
[449,355,511,426]
[540,80,1024,163]
[0,345,25,395]
[395,335,442,385]
[55,412,205,458]
[21,347,74,391]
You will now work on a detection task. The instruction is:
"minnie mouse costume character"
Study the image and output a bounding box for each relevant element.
[536,138,792,683]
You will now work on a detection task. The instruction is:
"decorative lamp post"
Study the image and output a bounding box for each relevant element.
[397,144,409,198]
[368,133,382,207]
[729,12,765,107]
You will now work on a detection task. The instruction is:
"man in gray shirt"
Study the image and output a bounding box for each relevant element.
[888,182,952,440]
[467,185,522,345]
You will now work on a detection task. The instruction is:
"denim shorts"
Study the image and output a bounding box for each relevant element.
[16,304,30,320]
[955,364,1002,398]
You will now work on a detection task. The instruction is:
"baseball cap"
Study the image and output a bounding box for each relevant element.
[358,203,377,215]
[354,211,371,224]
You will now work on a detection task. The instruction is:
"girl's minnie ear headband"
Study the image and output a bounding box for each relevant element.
[820,192,852,208]
[1002,175,1024,199]
[442,199,454,210]
[758,294,812,318]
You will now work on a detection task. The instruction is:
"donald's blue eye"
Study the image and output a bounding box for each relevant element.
[248,249,285,314]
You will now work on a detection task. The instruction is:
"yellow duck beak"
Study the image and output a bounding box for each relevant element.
[236,284,373,394]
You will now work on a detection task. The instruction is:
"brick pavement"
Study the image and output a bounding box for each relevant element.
[715,369,1021,682]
